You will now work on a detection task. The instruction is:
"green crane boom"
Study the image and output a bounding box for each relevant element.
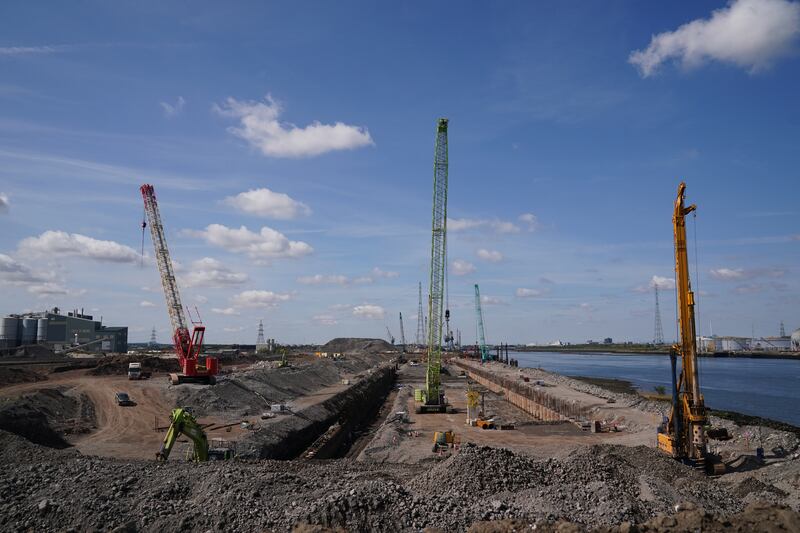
[474,284,490,362]
[421,118,449,412]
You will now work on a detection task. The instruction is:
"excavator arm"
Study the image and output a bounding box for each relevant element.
[156,408,209,462]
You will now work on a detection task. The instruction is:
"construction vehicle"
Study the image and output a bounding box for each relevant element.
[657,182,724,474]
[157,408,208,461]
[416,118,450,414]
[141,184,218,385]
[474,284,491,362]
[128,362,142,380]
[277,349,289,368]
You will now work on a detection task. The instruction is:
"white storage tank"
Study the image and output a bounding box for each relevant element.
[21,318,38,345]
[0,317,20,349]
[37,318,48,343]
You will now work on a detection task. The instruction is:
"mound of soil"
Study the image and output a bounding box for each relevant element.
[320,338,398,354]
[88,354,179,376]
[0,367,48,386]
[0,389,76,448]
[7,344,61,359]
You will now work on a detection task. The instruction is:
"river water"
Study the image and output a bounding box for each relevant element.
[511,351,800,427]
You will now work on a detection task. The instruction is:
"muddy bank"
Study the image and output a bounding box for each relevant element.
[0,388,95,448]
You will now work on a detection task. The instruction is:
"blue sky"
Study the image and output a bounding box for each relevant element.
[1,1,798,345]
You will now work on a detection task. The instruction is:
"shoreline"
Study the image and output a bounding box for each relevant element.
[570,374,800,435]
[514,346,800,360]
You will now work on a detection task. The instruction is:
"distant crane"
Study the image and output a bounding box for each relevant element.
[399,312,407,353]
[474,284,490,362]
[415,282,424,347]
[141,184,218,385]
[386,326,395,345]
[417,118,449,413]
[654,284,664,345]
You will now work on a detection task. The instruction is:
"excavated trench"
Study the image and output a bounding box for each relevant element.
[236,364,397,460]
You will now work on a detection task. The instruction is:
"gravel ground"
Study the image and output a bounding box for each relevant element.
[5,428,798,532]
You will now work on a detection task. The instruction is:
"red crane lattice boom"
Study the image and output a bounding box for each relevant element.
[140,184,217,384]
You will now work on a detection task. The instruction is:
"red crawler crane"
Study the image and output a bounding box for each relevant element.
[140,184,218,385]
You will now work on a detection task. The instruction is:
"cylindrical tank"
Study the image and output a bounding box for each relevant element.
[21,318,38,345]
[0,317,20,349]
[36,318,49,343]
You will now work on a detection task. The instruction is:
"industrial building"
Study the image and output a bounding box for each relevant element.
[0,307,128,354]
[697,334,794,353]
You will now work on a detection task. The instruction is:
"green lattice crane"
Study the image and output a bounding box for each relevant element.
[417,118,449,413]
[474,284,490,362]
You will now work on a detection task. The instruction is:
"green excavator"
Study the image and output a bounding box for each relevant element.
[156,408,233,461]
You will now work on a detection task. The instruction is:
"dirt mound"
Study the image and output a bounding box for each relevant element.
[7,344,61,359]
[409,444,741,526]
[320,338,398,354]
[88,354,179,376]
[0,367,47,386]
[0,389,76,448]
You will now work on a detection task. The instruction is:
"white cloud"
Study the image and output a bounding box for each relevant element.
[160,96,185,117]
[223,187,311,219]
[297,274,349,286]
[516,288,543,298]
[0,253,53,284]
[518,213,539,231]
[371,267,399,279]
[181,257,248,288]
[19,230,140,263]
[0,45,61,56]
[313,314,337,325]
[140,300,156,307]
[476,249,503,263]
[448,217,521,234]
[214,94,374,158]
[629,0,800,77]
[579,302,596,312]
[633,275,677,293]
[452,259,476,276]
[353,276,374,285]
[186,224,313,260]
[211,307,240,316]
[353,304,385,319]
[231,290,291,308]
[0,193,9,213]
[223,326,246,333]
[481,295,506,306]
[709,267,784,280]
[27,282,70,297]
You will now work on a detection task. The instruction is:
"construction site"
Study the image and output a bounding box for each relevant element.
[1,119,799,532]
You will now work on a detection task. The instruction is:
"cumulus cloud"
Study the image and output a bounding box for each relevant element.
[160,96,185,117]
[371,267,399,279]
[476,249,503,263]
[214,94,374,158]
[452,259,476,276]
[181,257,248,288]
[231,290,291,308]
[223,187,311,219]
[19,230,140,263]
[223,326,246,333]
[448,217,521,234]
[629,0,800,77]
[0,193,9,213]
[633,275,676,293]
[140,300,156,307]
[186,224,312,260]
[516,288,543,298]
[194,295,209,304]
[27,282,71,297]
[518,213,539,231]
[211,307,240,316]
[481,295,506,306]
[297,274,349,286]
[709,267,784,281]
[0,253,53,284]
[352,304,385,320]
[313,314,337,325]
